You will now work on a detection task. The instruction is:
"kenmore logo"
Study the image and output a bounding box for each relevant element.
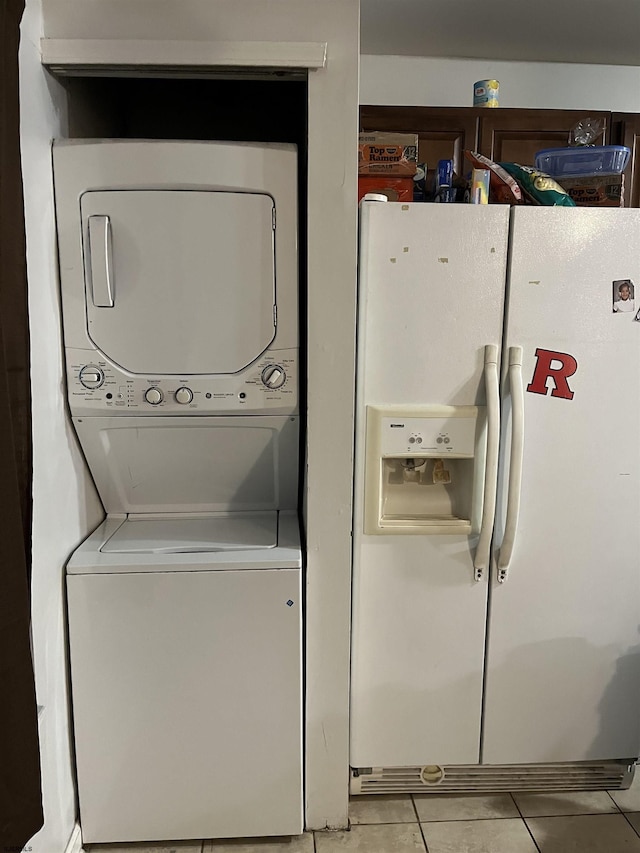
[390,423,405,428]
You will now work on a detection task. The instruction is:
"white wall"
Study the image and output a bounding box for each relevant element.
[360,54,640,111]
[20,2,104,851]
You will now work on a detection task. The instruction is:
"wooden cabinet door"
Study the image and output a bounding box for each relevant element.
[478,109,611,168]
[360,106,479,178]
[612,113,640,208]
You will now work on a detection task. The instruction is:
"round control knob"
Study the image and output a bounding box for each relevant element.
[261,365,286,389]
[175,387,193,405]
[144,387,163,405]
[79,365,105,390]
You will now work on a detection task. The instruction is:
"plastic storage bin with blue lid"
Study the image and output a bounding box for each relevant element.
[535,145,630,179]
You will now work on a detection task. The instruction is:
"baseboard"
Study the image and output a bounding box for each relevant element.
[64,823,83,853]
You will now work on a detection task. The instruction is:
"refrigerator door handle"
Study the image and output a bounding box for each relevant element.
[497,345,525,583]
[473,344,500,582]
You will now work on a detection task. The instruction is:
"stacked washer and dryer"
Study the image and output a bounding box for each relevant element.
[53,140,303,844]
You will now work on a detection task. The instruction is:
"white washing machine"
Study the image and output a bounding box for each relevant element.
[53,140,303,843]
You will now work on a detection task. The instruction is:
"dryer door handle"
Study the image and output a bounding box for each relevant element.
[87,215,115,308]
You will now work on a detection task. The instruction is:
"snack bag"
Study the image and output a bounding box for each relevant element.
[464,151,523,204]
[499,163,576,206]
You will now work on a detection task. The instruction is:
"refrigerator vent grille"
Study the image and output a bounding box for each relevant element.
[350,763,635,795]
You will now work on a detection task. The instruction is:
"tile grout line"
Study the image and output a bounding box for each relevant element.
[510,791,543,853]
[607,789,624,812]
[403,815,538,824]
[621,811,640,840]
[411,794,430,852]
[410,793,420,822]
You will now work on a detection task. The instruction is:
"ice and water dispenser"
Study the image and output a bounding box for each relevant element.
[364,405,486,535]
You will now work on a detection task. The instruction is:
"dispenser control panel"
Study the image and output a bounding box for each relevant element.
[364,404,483,536]
[380,411,478,457]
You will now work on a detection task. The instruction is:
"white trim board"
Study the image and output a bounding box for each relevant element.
[63,824,83,853]
[40,39,327,72]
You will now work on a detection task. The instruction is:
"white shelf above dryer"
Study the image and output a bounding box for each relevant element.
[40,38,327,76]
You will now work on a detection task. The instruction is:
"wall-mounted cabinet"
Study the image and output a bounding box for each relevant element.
[360,106,637,206]
[613,113,640,209]
[360,106,479,181]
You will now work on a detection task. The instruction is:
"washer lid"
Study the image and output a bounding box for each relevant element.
[81,190,276,375]
[100,512,278,554]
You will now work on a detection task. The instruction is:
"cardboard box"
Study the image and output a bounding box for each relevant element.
[558,174,625,207]
[359,132,418,176]
[358,176,414,203]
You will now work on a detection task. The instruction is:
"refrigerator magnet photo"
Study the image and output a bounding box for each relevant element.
[613,279,635,314]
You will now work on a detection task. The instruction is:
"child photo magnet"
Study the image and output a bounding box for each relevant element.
[613,279,635,314]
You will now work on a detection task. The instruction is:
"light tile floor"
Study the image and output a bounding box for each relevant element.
[84,772,640,853]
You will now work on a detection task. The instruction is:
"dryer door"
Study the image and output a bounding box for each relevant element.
[80,190,276,375]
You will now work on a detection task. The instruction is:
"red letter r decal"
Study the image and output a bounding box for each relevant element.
[527,348,578,400]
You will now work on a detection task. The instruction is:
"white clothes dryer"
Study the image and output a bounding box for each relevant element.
[53,140,303,843]
[54,139,299,419]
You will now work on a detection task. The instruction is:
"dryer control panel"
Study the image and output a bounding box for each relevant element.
[66,347,298,417]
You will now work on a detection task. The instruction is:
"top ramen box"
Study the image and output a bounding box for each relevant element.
[557,173,625,207]
[359,132,418,176]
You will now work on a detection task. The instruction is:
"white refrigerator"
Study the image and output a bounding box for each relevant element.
[350,199,640,794]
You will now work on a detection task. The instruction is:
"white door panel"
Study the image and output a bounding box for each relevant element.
[351,203,510,766]
[68,569,303,843]
[357,203,510,406]
[350,535,489,766]
[484,208,640,764]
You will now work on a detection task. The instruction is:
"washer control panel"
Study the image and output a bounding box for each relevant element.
[66,347,298,416]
